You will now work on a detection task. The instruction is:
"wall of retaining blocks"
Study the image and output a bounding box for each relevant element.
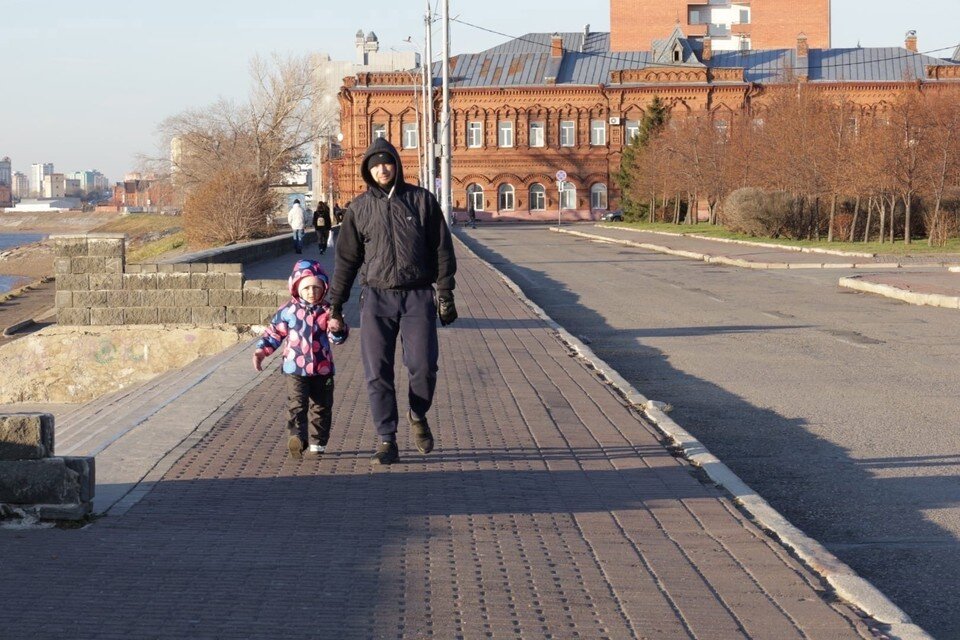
[0,413,95,521]
[53,233,290,326]
[160,230,316,265]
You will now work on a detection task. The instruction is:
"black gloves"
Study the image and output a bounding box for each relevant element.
[437,291,458,326]
[329,304,344,325]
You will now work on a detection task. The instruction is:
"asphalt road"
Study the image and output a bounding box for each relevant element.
[458,225,960,640]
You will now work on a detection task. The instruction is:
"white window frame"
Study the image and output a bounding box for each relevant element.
[467,184,484,212]
[625,120,640,144]
[372,124,387,140]
[498,184,515,211]
[559,182,577,210]
[529,121,545,147]
[590,119,607,146]
[498,120,514,148]
[560,120,576,147]
[529,183,546,211]
[402,123,418,149]
[591,183,608,210]
[467,121,483,148]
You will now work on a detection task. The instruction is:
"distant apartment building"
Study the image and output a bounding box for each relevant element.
[311,30,419,204]
[42,173,66,199]
[30,162,53,197]
[0,186,11,208]
[67,169,107,194]
[11,172,29,199]
[0,157,11,187]
[64,178,82,197]
[610,0,830,52]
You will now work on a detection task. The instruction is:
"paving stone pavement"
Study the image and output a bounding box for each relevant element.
[1,242,878,639]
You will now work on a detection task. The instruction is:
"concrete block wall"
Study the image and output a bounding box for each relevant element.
[0,413,95,521]
[53,233,289,326]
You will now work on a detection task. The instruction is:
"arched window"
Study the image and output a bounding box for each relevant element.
[559,182,577,210]
[590,183,608,210]
[498,184,515,211]
[467,184,484,212]
[529,183,546,211]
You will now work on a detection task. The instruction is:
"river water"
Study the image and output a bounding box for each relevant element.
[0,232,46,294]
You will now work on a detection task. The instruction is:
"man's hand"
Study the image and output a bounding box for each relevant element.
[252,349,266,372]
[328,305,344,335]
[437,291,458,326]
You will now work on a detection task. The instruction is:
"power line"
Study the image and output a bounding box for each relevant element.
[451,17,960,75]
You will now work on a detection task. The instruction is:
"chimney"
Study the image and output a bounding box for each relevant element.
[796,33,809,58]
[551,33,563,58]
[905,30,918,52]
[701,36,712,61]
[580,24,590,53]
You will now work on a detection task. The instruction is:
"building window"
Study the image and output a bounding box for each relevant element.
[714,119,729,139]
[498,184,515,211]
[372,124,387,140]
[590,119,607,146]
[591,184,608,210]
[467,121,483,148]
[559,182,576,210]
[467,183,484,212]
[402,123,418,149]
[529,183,546,211]
[529,121,545,147]
[625,120,640,144]
[498,121,514,148]
[560,120,576,147]
[689,8,701,24]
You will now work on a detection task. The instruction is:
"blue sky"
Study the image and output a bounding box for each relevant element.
[0,0,956,183]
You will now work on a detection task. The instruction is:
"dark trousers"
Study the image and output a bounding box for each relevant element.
[286,374,334,446]
[360,288,438,440]
[316,229,330,252]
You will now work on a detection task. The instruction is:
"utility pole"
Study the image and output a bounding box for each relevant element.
[424,0,436,196]
[440,0,452,224]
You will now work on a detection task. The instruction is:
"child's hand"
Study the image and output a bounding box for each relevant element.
[252,349,266,371]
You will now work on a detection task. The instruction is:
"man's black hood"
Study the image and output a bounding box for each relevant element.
[360,137,404,193]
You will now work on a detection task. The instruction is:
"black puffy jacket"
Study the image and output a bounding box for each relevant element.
[329,138,456,309]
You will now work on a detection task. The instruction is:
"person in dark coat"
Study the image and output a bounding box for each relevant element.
[327,138,457,465]
[314,202,332,255]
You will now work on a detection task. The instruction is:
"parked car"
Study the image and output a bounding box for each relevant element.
[600,209,623,222]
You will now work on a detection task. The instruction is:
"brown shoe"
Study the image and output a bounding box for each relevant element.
[288,435,306,459]
[408,410,434,454]
[370,441,399,465]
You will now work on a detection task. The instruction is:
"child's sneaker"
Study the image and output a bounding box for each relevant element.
[306,444,325,458]
[288,435,306,459]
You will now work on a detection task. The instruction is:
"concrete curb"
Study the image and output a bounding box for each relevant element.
[839,275,960,310]
[2,318,34,337]
[456,232,931,640]
[555,227,902,270]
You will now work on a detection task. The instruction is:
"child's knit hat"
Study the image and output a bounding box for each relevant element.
[288,259,330,301]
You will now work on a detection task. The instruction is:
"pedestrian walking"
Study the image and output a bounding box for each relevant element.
[330,201,345,250]
[314,201,332,255]
[287,199,307,254]
[467,199,477,229]
[253,259,349,459]
[327,138,457,465]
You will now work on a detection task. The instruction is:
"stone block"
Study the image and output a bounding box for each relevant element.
[0,458,81,504]
[157,264,176,273]
[54,258,72,275]
[56,274,90,291]
[90,307,124,325]
[191,307,226,324]
[105,257,124,274]
[191,272,225,290]
[63,457,96,502]
[123,273,159,290]
[209,289,244,307]
[71,256,107,275]
[224,273,244,290]
[157,307,192,323]
[189,263,209,273]
[156,272,192,290]
[227,307,270,325]
[139,263,158,273]
[210,263,243,273]
[73,290,108,308]
[125,263,141,274]
[108,290,143,307]
[144,290,184,307]
[89,273,123,290]
[243,289,280,308]
[173,263,192,273]
[33,502,92,520]
[57,308,90,326]
[55,291,73,309]
[87,237,125,258]
[54,236,88,258]
[0,414,54,460]
[123,307,158,324]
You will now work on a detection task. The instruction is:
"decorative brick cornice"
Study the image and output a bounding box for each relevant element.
[927,65,960,80]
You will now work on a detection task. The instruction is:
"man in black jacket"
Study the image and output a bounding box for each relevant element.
[327,138,457,465]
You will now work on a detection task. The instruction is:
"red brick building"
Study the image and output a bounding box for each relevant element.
[337,25,960,221]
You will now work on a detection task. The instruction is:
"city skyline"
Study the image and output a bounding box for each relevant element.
[1,0,957,182]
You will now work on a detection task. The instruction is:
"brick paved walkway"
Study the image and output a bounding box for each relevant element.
[1,243,875,639]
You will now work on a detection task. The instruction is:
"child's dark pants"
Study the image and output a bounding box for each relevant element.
[360,287,439,441]
[286,374,334,446]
